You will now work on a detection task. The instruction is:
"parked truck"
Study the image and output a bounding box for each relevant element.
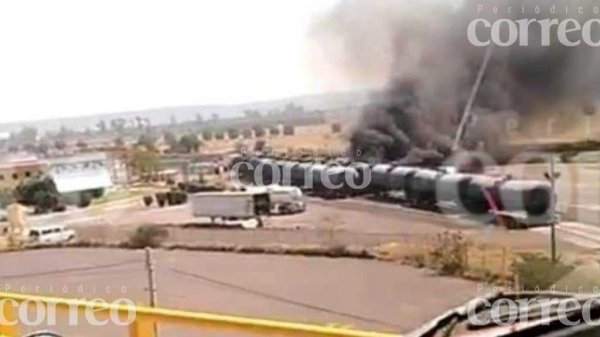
[190,191,270,228]
[245,185,306,215]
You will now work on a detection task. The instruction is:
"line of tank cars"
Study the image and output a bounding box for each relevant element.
[231,156,554,228]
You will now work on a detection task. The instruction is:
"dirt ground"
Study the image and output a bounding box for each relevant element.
[1,248,485,337]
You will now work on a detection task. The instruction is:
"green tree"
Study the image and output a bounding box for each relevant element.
[37,142,50,155]
[54,140,67,150]
[128,149,160,178]
[202,130,213,141]
[137,134,157,151]
[163,131,178,150]
[178,134,201,153]
[283,125,295,135]
[19,127,38,143]
[110,118,127,134]
[15,176,60,213]
[96,120,107,132]
[253,126,265,137]
[114,137,125,148]
[227,128,240,139]
[76,140,88,149]
[269,126,280,136]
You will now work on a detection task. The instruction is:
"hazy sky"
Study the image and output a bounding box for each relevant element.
[0,0,341,124]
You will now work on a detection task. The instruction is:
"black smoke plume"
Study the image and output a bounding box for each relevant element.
[312,0,600,164]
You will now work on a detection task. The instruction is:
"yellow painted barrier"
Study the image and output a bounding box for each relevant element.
[0,292,399,337]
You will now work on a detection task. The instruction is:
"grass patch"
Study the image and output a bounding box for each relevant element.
[511,253,574,291]
[91,189,145,206]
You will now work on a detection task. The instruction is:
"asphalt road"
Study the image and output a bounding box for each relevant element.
[0,248,483,337]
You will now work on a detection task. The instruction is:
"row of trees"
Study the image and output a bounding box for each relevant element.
[199,125,294,141]
[7,139,89,154]
[162,132,201,153]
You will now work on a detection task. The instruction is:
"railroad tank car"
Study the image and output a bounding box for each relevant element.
[336,166,363,196]
[436,173,473,211]
[388,166,417,191]
[370,164,394,193]
[231,156,553,220]
[279,161,298,186]
[405,169,443,206]
[499,180,552,216]
[248,156,263,169]
[291,162,313,188]
[323,166,349,198]
[231,156,259,183]
[254,157,277,185]
[308,163,328,194]
[272,160,288,184]
[349,162,371,194]
[463,175,504,214]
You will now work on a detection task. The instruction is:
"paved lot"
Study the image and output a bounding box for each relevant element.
[20,193,596,253]
[1,248,483,336]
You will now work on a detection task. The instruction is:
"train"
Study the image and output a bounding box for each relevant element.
[230,155,554,227]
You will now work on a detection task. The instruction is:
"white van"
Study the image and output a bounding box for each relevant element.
[27,225,76,244]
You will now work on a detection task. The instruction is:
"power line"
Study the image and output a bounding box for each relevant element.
[166,266,402,330]
[0,259,142,280]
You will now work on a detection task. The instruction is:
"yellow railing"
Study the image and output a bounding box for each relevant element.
[0,292,399,337]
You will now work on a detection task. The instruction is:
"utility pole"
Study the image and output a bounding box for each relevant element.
[453,45,493,151]
[145,247,158,336]
[546,154,560,263]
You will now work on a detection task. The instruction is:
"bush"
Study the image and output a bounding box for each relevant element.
[128,225,168,248]
[407,252,427,268]
[283,125,294,135]
[143,195,154,207]
[33,190,58,214]
[166,190,187,205]
[227,128,240,139]
[511,253,574,290]
[269,126,280,136]
[253,126,265,137]
[429,231,469,276]
[155,192,167,207]
[15,176,59,207]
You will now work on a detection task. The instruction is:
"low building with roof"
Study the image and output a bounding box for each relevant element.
[49,152,113,202]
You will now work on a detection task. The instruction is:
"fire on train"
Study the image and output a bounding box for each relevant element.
[231,156,554,228]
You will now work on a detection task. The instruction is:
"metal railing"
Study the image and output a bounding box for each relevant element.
[0,292,399,337]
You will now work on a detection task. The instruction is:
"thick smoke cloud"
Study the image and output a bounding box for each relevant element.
[312,0,600,164]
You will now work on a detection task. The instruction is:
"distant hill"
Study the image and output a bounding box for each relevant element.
[0,90,371,134]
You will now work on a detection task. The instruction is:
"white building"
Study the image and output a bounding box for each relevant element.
[49,153,113,198]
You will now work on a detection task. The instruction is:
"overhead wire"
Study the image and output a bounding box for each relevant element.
[0,259,142,280]
[165,266,403,330]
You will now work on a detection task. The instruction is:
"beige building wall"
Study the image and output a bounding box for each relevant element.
[0,162,49,192]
